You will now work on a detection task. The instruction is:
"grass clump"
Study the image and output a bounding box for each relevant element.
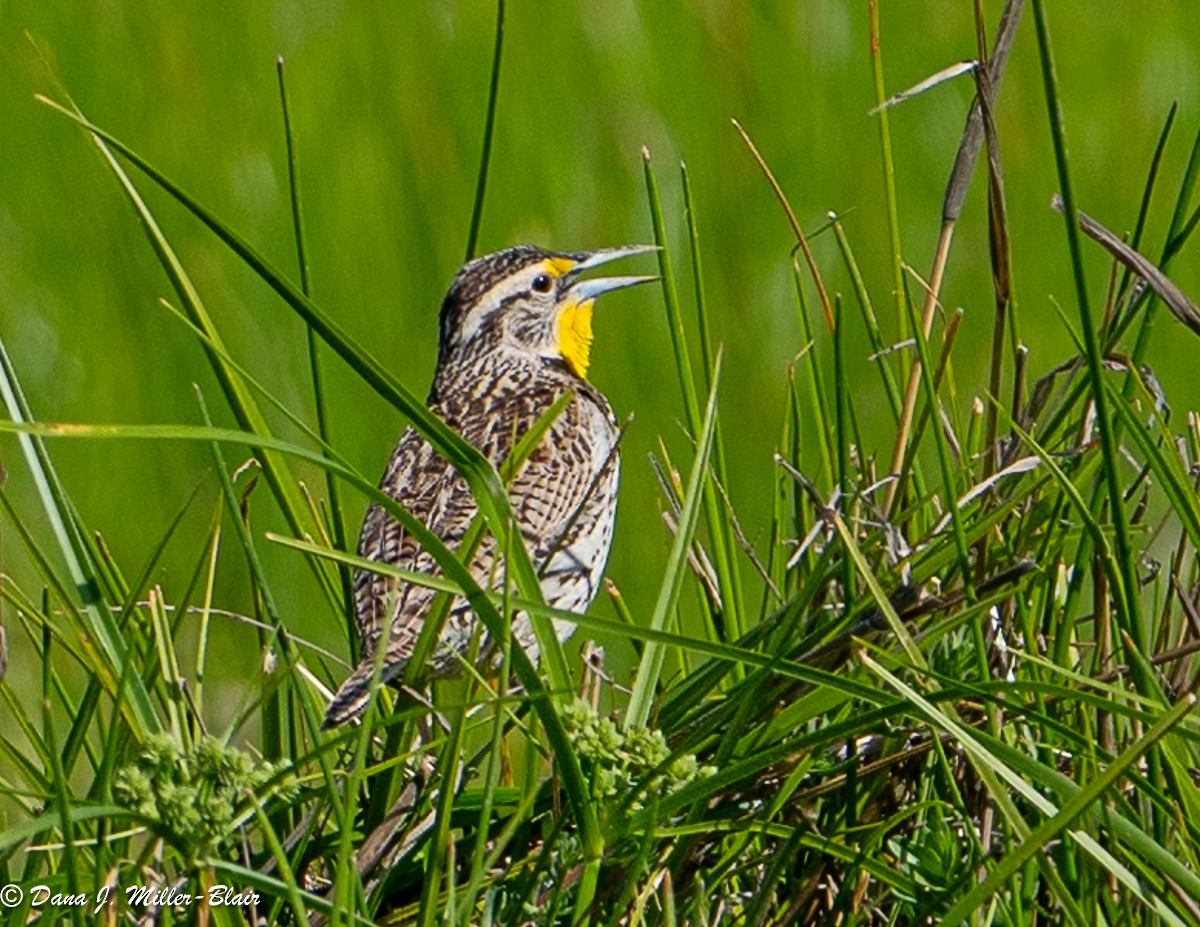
[562,696,712,812]
[114,733,298,867]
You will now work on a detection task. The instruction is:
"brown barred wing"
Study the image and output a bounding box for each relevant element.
[323,425,480,728]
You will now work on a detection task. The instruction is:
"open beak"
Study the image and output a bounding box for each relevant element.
[566,245,659,301]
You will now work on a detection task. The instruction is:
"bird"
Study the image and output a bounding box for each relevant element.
[323,244,656,728]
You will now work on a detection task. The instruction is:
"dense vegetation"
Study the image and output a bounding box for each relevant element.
[4,2,1200,924]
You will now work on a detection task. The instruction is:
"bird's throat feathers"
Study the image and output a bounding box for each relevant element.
[557,298,594,379]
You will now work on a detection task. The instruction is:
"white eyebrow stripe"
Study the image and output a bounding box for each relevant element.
[457,265,546,344]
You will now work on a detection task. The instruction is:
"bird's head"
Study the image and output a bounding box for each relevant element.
[436,244,656,380]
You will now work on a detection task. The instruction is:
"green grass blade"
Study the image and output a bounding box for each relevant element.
[57,95,344,622]
[205,858,376,926]
[1113,101,1176,344]
[791,261,835,479]
[248,793,311,926]
[146,589,186,737]
[861,652,1088,926]
[0,338,157,735]
[0,414,602,891]
[35,98,554,648]
[943,694,1197,925]
[31,96,440,445]
[973,722,1200,901]
[680,161,745,637]
[42,691,83,927]
[1031,0,1143,647]
[277,57,353,626]
[643,150,744,643]
[193,389,351,845]
[464,0,505,260]
[899,277,976,611]
[830,215,902,422]
[867,0,908,335]
[626,356,723,729]
[0,805,133,856]
[269,534,883,699]
[830,512,924,670]
[1107,375,1200,550]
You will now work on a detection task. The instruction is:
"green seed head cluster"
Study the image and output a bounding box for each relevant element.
[114,733,297,862]
[561,698,712,812]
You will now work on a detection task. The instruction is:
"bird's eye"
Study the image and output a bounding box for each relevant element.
[531,273,554,294]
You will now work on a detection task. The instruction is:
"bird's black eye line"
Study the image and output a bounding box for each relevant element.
[531,273,554,294]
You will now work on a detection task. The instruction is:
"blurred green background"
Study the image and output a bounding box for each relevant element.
[2,2,1199,714]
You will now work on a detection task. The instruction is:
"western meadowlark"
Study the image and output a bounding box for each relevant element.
[323,244,655,728]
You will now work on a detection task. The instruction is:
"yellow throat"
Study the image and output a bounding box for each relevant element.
[557,298,595,379]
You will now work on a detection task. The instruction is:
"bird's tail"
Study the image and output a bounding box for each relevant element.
[323,658,403,729]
